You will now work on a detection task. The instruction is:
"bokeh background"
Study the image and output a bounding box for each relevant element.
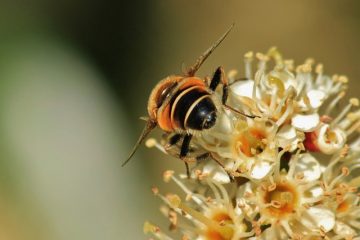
[0,0,359,239]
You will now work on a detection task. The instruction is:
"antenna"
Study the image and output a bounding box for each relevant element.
[186,23,235,76]
[122,120,157,167]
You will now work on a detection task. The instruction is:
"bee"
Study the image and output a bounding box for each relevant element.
[122,24,251,175]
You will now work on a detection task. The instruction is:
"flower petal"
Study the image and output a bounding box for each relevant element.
[250,161,272,180]
[291,113,320,132]
[293,153,321,182]
[230,79,260,98]
[307,90,326,109]
[308,186,324,198]
[317,124,347,154]
[301,207,335,232]
[333,221,356,236]
[276,125,299,150]
[202,161,230,184]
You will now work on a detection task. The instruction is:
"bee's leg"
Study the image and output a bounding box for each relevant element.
[180,134,193,178]
[192,152,234,182]
[210,67,257,119]
[209,67,222,91]
[208,152,235,182]
[221,69,229,105]
[195,152,211,162]
[164,133,182,149]
[209,67,228,104]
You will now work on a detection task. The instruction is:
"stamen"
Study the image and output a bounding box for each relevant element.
[281,221,293,237]
[143,221,173,240]
[253,69,263,100]
[244,51,253,80]
[323,151,345,182]
[207,179,223,204]
[346,119,360,136]
[319,226,326,238]
[212,180,230,204]
[276,99,293,126]
[287,150,301,179]
[331,98,359,127]
[284,59,294,71]
[227,69,238,85]
[267,47,283,67]
[256,52,269,72]
[338,75,349,84]
[252,220,262,236]
[273,87,296,117]
[163,170,174,182]
[315,63,324,85]
[329,167,350,190]
[169,173,208,207]
[349,176,360,188]
[325,91,345,116]
[173,199,234,239]
[270,200,282,208]
[269,88,278,111]
[305,58,315,66]
[152,186,159,195]
[146,138,167,154]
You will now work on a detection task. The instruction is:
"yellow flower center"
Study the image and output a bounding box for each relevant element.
[232,126,267,157]
[325,128,338,144]
[336,200,350,213]
[205,212,234,240]
[263,182,299,219]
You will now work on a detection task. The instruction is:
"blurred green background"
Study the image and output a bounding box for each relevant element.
[0,0,359,239]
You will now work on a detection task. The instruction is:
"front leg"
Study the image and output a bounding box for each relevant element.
[180,134,193,178]
[210,67,256,119]
[209,66,228,105]
[164,133,182,150]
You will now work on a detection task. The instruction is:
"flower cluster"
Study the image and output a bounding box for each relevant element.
[144,48,360,240]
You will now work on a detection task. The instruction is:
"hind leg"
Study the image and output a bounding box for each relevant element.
[180,134,193,178]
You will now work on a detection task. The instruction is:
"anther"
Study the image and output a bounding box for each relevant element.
[256,52,269,62]
[338,75,349,84]
[295,172,305,180]
[244,51,254,60]
[284,59,294,71]
[146,138,157,148]
[319,226,326,237]
[143,221,160,234]
[341,167,350,176]
[315,63,323,74]
[166,194,181,208]
[270,200,282,208]
[163,170,174,183]
[350,98,359,107]
[268,183,277,192]
[151,186,159,195]
[305,58,315,66]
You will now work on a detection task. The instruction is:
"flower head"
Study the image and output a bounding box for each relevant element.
[145,48,360,239]
[145,171,254,240]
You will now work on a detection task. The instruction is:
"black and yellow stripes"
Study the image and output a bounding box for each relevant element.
[171,86,209,129]
[156,76,217,132]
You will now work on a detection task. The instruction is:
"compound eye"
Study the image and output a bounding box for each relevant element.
[202,112,217,129]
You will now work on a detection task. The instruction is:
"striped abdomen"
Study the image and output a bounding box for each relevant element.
[157,77,217,132]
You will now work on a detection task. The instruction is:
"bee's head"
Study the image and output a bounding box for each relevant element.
[185,97,217,131]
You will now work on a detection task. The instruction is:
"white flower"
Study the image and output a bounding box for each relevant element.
[236,151,332,239]
[196,115,281,181]
[144,48,360,240]
[319,148,360,239]
[144,171,254,240]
